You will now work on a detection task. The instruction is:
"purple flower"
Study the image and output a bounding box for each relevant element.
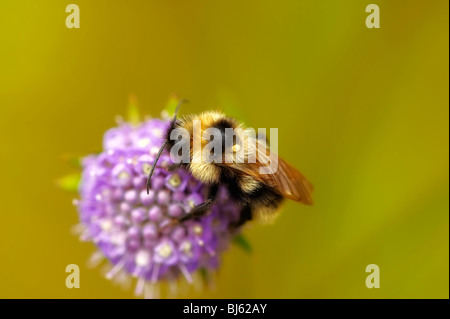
[74,117,243,298]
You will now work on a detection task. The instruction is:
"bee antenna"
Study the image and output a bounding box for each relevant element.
[146,139,168,194]
[172,99,189,124]
[146,99,188,194]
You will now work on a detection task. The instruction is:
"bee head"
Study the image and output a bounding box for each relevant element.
[200,116,246,164]
[148,109,247,188]
[180,112,246,184]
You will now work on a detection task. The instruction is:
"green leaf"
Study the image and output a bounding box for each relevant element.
[232,234,252,254]
[127,94,140,125]
[56,172,81,193]
[60,153,82,168]
[198,267,215,288]
[199,267,208,283]
[162,93,180,117]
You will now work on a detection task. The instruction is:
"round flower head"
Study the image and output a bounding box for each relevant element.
[75,116,244,298]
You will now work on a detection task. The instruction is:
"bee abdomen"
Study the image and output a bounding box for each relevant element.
[248,185,284,218]
[236,178,284,217]
[238,175,261,194]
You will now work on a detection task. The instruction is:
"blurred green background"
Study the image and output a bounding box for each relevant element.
[0,1,448,298]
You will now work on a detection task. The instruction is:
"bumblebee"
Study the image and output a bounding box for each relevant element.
[147,102,313,227]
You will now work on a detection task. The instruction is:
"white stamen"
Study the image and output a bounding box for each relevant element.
[133,266,142,278]
[93,231,108,243]
[135,250,151,267]
[151,263,160,283]
[150,146,160,155]
[106,260,125,280]
[160,110,170,120]
[134,277,145,296]
[70,223,85,235]
[193,225,203,235]
[144,283,153,299]
[87,251,104,268]
[138,138,151,148]
[153,283,161,299]
[142,163,151,175]
[187,200,196,209]
[115,115,124,125]
[168,280,178,298]
[117,171,130,180]
[179,264,193,283]
[168,174,181,187]
[157,242,173,258]
[79,230,91,242]
[100,220,112,231]
[152,128,163,138]
[110,232,126,246]
[181,241,193,258]
[144,283,161,299]
[204,244,216,257]
[110,246,126,259]
[144,283,154,299]
[116,271,132,290]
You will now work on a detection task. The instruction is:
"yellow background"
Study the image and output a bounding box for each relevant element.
[0,1,448,298]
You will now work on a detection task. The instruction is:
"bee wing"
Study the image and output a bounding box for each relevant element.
[227,144,314,204]
[264,155,314,204]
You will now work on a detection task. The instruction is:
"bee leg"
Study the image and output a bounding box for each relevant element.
[179,199,214,222]
[159,217,181,232]
[179,184,219,222]
[167,163,182,172]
